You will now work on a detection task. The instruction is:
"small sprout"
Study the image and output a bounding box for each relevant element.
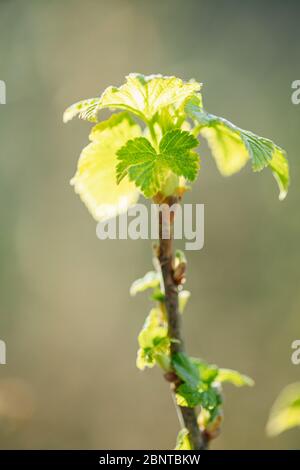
[175,428,192,450]
[198,408,224,441]
[178,290,191,314]
[130,271,161,296]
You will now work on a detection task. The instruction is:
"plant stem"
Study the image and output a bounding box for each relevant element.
[157,196,207,450]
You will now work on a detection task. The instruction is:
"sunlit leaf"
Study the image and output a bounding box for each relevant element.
[64,74,201,124]
[201,121,249,175]
[63,97,101,123]
[70,113,141,221]
[130,271,161,296]
[159,130,199,181]
[186,97,289,200]
[217,368,254,387]
[192,359,219,385]
[267,383,300,436]
[269,147,289,201]
[136,308,169,370]
[178,290,191,314]
[116,137,166,197]
[175,428,192,450]
[172,352,200,389]
[116,129,199,197]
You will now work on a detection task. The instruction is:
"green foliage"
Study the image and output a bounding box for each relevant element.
[69,112,141,221]
[217,368,254,387]
[65,73,289,209]
[178,290,191,314]
[173,354,222,419]
[172,352,200,389]
[267,383,300,436]
[130,271,161,296]
[132,265,253,439]
[63,73,201,124]
[186,96,289,200]
[116,130,199,197]
[172,353,252,425]
[136,308,170,371]
[175,428,192,450]
[63,97,101,123]
[65,73,289,449]
[175,249,187,265]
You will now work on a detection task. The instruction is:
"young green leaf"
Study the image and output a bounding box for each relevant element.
[269,147,290,201]
[200,388,222,411]
[116,137,166,197]
[217,368,254,387]
[176,379,222,415]
[267,383,300,436]
[151,289,165,302]
[70,112,141,221]
[176,383,203,407]
[186,97,289,200]
[192,359,219,385]
[175,249,187,266]
[178,290,191,314]
[64,74,201,124]
[116,130,199,198]
[136,308,169,370]
[172,352,200,389]
[130,271,161,296]
[159,130,199,181]
[63,97,101,123]
[175,428,192,450]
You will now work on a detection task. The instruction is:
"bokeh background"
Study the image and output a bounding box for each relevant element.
[0,0,299,450]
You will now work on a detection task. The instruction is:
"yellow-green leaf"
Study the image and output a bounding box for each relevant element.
[217,368,254,387]
[70,113,141,221]
[136,308,169,370]
[130,271,161,296]
[201,122,249,176]
[269,147,290,201]
[64,74,201,124]
[175,428,192,450]
[63,97,101,123]
[178,290,191,314]
[186,97,289,200]
[267,383,300,436]
[116,130,199,198]
[138,308,166,349]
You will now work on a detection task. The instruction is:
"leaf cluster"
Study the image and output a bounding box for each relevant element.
[64,74,289,221]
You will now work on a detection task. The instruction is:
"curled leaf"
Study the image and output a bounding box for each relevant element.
[186,97,289,200]
[217,368,254,387]
[130,271,161,296]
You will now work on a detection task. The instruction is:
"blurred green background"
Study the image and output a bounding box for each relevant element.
[0,0,299,450]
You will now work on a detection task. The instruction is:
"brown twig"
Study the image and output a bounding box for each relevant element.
[157,196,207,450]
